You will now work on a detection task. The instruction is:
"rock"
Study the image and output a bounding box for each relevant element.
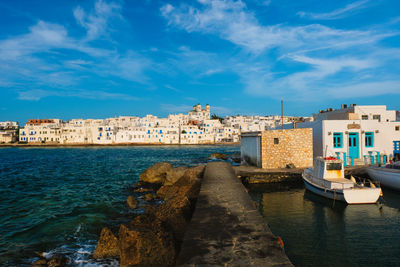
[157,166,204,201]
[93,227,120,259]
[119,216,175,267]
[230,153,241,163]
[134,187,153,193]
[153,196,192,243]
[139,162,173,184]
[127,195,138,209]
[164,167,187,186]
[210,153,228,160]
[143,193,157,201]
[47,255,69,267]
[32,258,47,267]
[32,255,69,267]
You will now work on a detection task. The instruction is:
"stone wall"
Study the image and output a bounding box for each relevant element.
[261,128,313,169]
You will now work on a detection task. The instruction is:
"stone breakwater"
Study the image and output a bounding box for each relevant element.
[92,162,205,267]
[177,162,292,266]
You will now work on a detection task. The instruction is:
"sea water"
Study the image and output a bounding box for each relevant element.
[249,183,400,266]
[0,145,239,266]
[2,146,399,266]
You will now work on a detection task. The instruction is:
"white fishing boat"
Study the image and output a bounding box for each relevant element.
[302,157,381,204]
[367,162,400,191]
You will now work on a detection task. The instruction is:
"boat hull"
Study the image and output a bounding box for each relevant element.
[303,174,380,204]
[367,167,400,191]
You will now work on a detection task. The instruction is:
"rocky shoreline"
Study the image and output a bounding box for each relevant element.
[30,152,241,267]
[92,162,204,266]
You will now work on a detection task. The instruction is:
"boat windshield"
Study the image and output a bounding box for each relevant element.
[326,163,342,170]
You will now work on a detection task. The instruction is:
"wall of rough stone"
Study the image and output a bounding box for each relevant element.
[261,128,313,169]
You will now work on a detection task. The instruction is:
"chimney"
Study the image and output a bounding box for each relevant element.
[341,104,348,109]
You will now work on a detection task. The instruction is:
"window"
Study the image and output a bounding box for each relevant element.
[333,132,343,148]
[396,126,400,131]
[365,132,374,147]
[361,115,368,120]
[274,138,279,144]
[373,115,381,121]
[327,163,342,170]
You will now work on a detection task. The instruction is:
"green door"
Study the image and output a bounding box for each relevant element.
[348,132,359,159]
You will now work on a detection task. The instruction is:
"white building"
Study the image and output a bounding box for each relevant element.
[0,121,19,143]
[17,103,307,145]
[297,104,400,164]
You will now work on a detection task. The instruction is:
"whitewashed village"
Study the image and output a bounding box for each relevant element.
[1,104,303,145]
[2,104,400,169]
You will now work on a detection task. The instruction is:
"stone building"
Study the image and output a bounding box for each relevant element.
[241,128,313,169]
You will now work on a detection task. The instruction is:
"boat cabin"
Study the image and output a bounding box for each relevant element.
[313,157,354,189]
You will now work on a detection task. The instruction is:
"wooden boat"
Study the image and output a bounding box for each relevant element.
[367,162,400,191]
[302,157,381,204]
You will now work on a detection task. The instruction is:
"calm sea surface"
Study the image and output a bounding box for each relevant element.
[0,145,239,266]
[1,146,400,266]
[249,183,400,267]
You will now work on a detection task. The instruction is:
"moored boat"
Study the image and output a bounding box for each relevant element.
[367,162,400,191]
[302,157,381,204]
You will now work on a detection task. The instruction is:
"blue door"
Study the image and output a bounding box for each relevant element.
[348,132,359,159]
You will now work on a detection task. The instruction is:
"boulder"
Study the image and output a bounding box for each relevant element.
[134,187,153,193]
[126,195,138,209]
[139,162,173,184]
[32,255,69,267]
[230,153,241,163]
[210,153,228,160]
[32,258,47,267]
[119,216,175,267]
[153,196,192,243]
[93,227,120,259]
[157,166,204,201]
[143,193,157,201]
[164,167,187,186]
[46,255,69,267]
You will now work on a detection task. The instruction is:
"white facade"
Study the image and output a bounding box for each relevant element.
[16,104,307,145]
[298,105,400,163]
[0,121,19,143]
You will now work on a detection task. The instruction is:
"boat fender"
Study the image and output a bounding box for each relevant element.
[380,189,383,197]
[370,180,376,188]
[276,236,284,248]
[350,176,357,184]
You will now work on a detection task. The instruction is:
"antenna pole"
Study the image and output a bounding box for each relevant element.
[281,99,283,129]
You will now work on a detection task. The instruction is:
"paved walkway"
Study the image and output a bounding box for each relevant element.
[177,162,293,266]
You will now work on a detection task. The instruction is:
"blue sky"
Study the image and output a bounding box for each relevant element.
[0,0,399,123]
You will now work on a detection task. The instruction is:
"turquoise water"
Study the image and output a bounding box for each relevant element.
[249,183,400,266]
[0,145,239,266]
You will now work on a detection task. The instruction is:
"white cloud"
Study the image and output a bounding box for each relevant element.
[0,0,152,101]
[161,0,400,102]
[298,0,370,20]
[74,0,122,40]
[161,0,388,54]
[17,89,139,101]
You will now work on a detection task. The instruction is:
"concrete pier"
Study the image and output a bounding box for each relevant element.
[177,162,292,266]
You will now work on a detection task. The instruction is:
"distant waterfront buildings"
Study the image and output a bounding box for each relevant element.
[16,104,304,145]
[0,121,19,143]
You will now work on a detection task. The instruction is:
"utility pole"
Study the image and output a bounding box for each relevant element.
[281,99,284,129]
